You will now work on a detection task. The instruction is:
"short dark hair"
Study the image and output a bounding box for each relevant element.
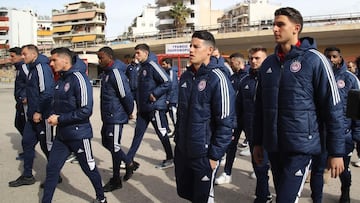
[275,7,303,33]
[162,58,172,65]
[248,46,267,54]
[21,44,39,54]
[192,30,216,47]
[229,52,244,59]
[51,47,75,65]
[134,43,150,52]
[9,47,22,55]
[324,47,341,54]
[98,46,114,59]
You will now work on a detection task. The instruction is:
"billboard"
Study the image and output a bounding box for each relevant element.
[165,43,190,54]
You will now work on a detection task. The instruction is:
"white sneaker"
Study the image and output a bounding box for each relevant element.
[215,172,232,185]
[239,148,251,156]
[238,141,248,149]
[220,155,226,166]
[249,172,256,179]
[354,159,360,167]
[120,161,126,169]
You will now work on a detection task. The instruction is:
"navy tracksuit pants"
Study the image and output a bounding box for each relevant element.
[268,152,312,203]
[223,128,241,176]
[310,131,354,203]
[249,143,271,203]
[101,123,129,178]
[22,120,52,177]
[14,103,27,135]
[127,110,173,161]
[42,138,105,203]
[174,146,218,203]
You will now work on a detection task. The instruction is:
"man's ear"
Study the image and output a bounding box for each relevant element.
[294,24,301,35]
[209,46,214,56]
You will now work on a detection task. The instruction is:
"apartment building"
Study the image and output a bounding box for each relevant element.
[0,8,37,66]
[52,1,106,46]
[218,0,280,30]
[129,4,159,38]
[37,15,54,52]
[155,0,224,32]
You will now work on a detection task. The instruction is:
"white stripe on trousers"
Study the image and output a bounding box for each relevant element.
[114,124,121,152]
[294,159,312,203]
[83,139,96,170]
[154,110,167,137]
[45,121,53,151]
[208,160,219,203]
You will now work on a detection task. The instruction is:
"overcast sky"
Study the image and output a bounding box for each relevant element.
[1,0,359,38]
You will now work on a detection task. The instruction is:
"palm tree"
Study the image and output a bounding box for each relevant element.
[169,2,192,36]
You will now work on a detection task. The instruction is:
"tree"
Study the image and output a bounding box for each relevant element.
[169,2,192,36]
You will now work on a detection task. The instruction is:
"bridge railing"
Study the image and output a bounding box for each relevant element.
[10,11,360,57]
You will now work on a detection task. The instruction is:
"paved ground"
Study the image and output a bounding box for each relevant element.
[1,84,360,203]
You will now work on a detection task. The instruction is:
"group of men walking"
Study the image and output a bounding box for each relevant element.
[7,6,360,203]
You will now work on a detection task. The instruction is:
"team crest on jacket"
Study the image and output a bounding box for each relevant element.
[64,82,70,92]
[337,80,345,88]
[198,79,207,91]
[142,69,147,76]
[290,60,302,73]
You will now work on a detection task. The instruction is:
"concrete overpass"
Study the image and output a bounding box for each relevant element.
[76,22,360,62]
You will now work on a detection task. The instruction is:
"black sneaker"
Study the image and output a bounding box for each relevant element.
[155,159,174,169]
[123,161,139,181]
[93,197,107,203]
[40,176,63,188]
[16,152,25,160]
[103,177,122,192]
[9,175,35,187]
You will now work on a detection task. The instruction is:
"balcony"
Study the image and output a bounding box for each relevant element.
[0,16,9,21]
[0,26,9,31]
[156,5,172,16]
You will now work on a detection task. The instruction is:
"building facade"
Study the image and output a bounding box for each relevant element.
[129,4,159,38]
[155,0,224,32]
[218,0,280,31]
[0,8,37,65]
[52,1,106,47]
[37,15,54,53]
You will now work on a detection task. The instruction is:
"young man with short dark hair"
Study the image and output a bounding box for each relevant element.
[253,7,345,202]
[174,30,235,202]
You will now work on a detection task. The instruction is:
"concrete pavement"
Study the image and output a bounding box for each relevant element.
[1,85,360,203]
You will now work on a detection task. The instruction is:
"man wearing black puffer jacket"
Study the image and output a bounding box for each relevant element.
[125,43,173,181]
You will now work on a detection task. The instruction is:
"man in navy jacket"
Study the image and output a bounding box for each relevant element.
[9,44,54,187]
[253,7,345,203]
[97,47,134,192]
[9,47,28,160]
[174,30,235,203]
[125,43,173,181]
[42,47,106,203]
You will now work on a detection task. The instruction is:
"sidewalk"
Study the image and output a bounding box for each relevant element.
[1,87,360,203]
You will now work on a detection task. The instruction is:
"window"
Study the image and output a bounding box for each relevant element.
[191,13,195,18]
[191,0,195,5]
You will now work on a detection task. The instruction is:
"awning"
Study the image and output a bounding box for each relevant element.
[52,25,72,33]
[37,30,52,36]
[71,35,96,43]
[52,11,96,22]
